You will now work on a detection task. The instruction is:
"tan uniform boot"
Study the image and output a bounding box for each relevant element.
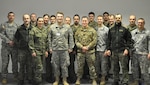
[53,77,59,85]
[75,78,80,85]
[129,80,139,85]
[92,79,97,85]
[2,78,7,84]
[100,76,106,85]
[63,77,69,85]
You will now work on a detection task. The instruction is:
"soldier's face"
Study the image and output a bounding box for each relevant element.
[65,17,71,25]
[37,18,44,27]
[82,18,89,27]
[50,17,56,24]
[73,16,80,25]
[89,14,95,21]
[30,14,37,22]
[129,15,136,25]
[109,16,115,25]
[103,14,109,21]
[137,19,145,30]
[115,15,122,24]
[43,16,49,24]
[56,14,64,23]
[7,13,15,22]
[23,14,31,26]
[97,16,103,25]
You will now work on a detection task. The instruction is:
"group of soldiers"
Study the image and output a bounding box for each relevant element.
[0,11,150,85]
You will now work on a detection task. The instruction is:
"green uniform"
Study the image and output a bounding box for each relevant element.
[0,21,18,79]
[29,26,49,84]
[75,26,97,79]
[88,21,98,29]
[126,24,137,32]
[49,23,74,78]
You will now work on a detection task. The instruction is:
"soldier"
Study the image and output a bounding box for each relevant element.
[103,12,109,27]
[29,17,49,85]
[50,15,56,25]
[68,14,82,83]
[84,11,97,79]
[130,18,150,85]
[75,16,97,85]
[88,12,98,28]
[95,15,109,85]
[30,13,37,27]
[105,14,132,85]
[107,14,116,77]
[14,14,33,85]
[0,12,19,84]
[49,12,74,85]
[65,16,71,25]
[126,15,137,32]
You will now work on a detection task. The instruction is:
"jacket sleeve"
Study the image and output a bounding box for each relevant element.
[106,29,111,50]
[48,29,52,50]
[125,29,132,50]
[0,23,10,43]
[28,28,35,53]
[68,28,74,50]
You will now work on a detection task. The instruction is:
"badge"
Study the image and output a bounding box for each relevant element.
[56,33,60,36]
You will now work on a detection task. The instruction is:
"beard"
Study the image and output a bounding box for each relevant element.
[74,21,79,25]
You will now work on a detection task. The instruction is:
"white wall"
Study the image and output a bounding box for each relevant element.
[0,0,150,73]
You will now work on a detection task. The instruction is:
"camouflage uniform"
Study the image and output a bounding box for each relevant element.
[0,21,18,79]
[88,21,98,29]
[95,25,109,77]
[14,24,33,82]
[49,23,74,78]
[131,28,150,85]
[29,26,49,84]
[126,24,137,32]
[75,26,97,79]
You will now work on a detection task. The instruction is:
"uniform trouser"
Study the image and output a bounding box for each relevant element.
[131,53,150,85]
[95,51,109,77]
[68,51,77,82]
[1,46,18,78]
[18,49,33,81]
[32,55,43,83]
[51,50,70,78]
[76,52,97,79]
[111,52,129,83]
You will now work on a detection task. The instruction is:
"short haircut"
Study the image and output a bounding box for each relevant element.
[88,12,95,16]
[8,12,15,16]
[43,14,49,18]
[103,12,109,15]
[97,15,103,18]
[73,14,80,19]
[82,16,89,20]
[138,18,145,24]
[50,15,56,18]
[56,12,64,16]
[109,14,115,18]
[37,17,43,21]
